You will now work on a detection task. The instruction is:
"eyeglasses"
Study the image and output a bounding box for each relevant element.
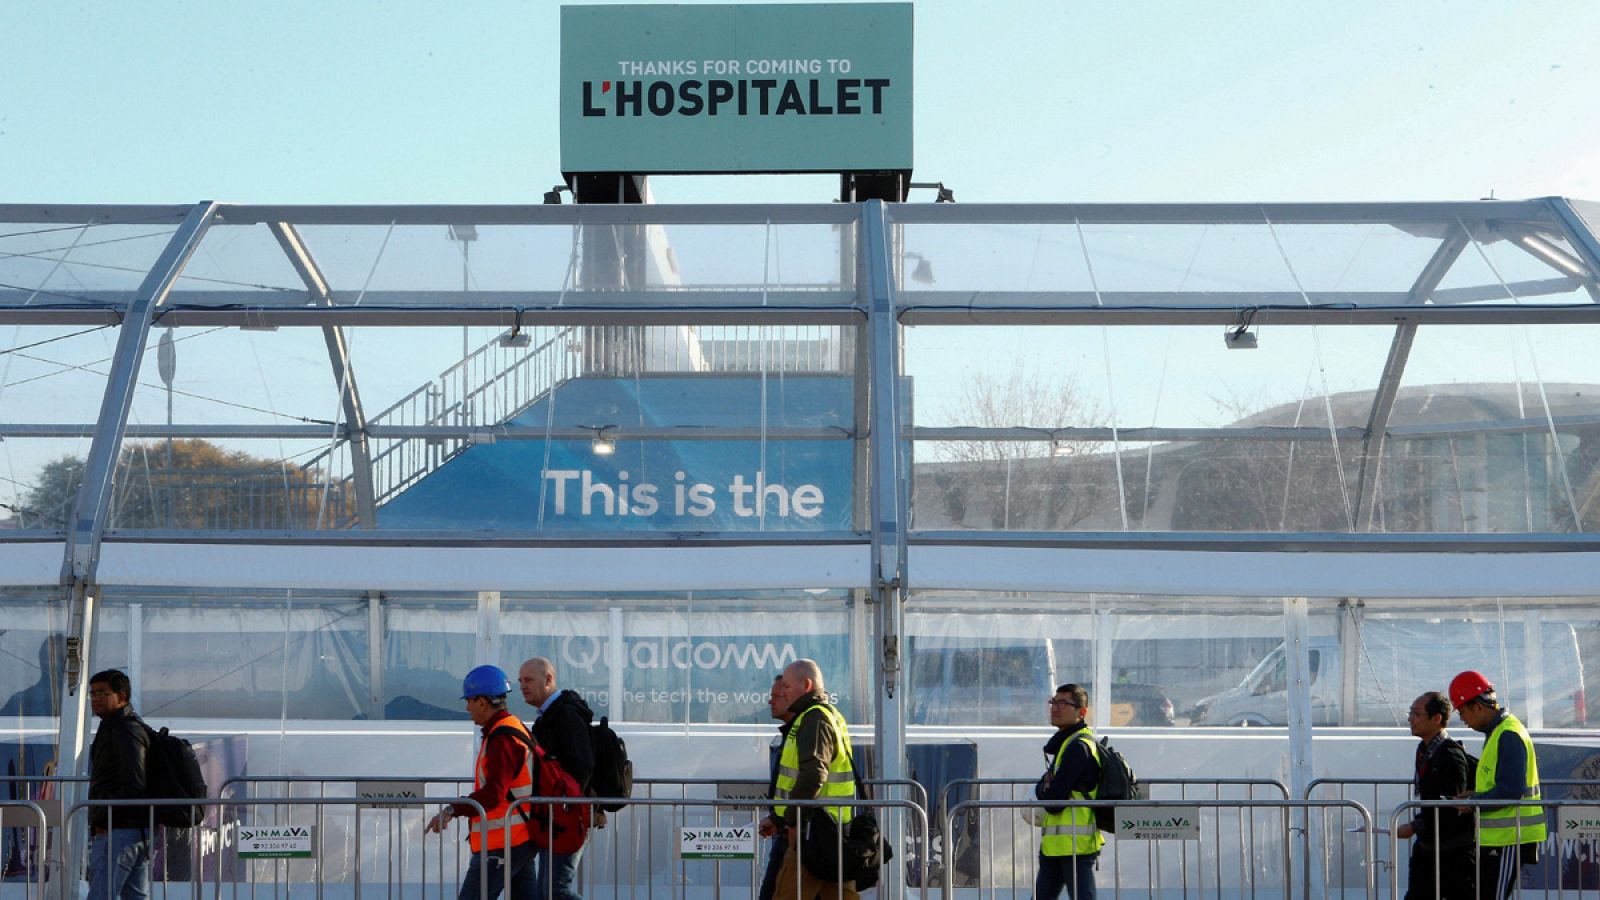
[88,690,115,698]
[1047,699,1081,708]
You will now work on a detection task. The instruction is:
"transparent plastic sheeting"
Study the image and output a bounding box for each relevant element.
[890,214,1597,307]
[58,586,1600,733]
[85,588,864,725]
[907,323,1600,533]
[0,218,182,309]
[163,219,857,306]
[8,322,860,533]
[0,588,66,726]
[905,592,1599,731]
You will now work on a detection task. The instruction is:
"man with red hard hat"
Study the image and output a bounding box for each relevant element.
[1448,670,1545,900]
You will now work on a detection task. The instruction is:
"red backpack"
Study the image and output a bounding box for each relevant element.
[507,730,592,853]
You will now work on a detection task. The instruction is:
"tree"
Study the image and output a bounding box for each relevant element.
[917,361,1129,530]
[23,439,350,530]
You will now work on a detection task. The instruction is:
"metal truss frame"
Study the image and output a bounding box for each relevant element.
[6,197,1600,810]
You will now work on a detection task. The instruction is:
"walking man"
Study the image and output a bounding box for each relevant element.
[1449,671,1545,900]
[518,657,592,900]
[772,659,857,900]
[87,669,151,900]
[758,674,796,900]
[1035,683,1103,900]
[1397,691,1475,899]
[426,665,538,900]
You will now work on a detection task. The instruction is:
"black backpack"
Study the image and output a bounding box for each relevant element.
[587,717,633,812]
[1091,736,1137,833]
[143,725,207,828]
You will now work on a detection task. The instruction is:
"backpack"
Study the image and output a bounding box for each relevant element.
[142,724,207,828]
[1091,736,1137,833]
[587,717,633,812]
[507,730,592,853]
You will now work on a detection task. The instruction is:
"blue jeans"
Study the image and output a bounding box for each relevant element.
[458,841,535,900]
[758,833,789,900]
[1035,852,1097,900]
[87,828,150,900]
[524,839,582,896]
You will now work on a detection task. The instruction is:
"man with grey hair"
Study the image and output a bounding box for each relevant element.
[770,659,858,900]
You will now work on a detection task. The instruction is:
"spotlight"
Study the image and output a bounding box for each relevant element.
[591,434,616,456]
[499,329,531,348]
[1225,309,1259,350]
[544,184,572,205]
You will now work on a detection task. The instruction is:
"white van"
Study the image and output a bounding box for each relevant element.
[1191,618,1588,728]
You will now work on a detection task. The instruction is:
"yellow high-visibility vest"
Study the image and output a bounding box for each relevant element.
[1040,728,1105,857]
[773,703,856,824]
[1475,712,1545,847]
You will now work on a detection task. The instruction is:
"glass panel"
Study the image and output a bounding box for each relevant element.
[1,437,95,532]
[0,217,182,308]
[383,594,478,720]
[93,588,372,720]
[106,439,355,530]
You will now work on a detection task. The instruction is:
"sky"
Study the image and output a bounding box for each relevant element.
[4,1,1600,520]
[2,1,1598,204]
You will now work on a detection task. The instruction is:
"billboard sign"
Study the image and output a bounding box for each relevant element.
[561,4,913,173]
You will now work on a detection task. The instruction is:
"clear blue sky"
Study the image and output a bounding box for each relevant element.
[2,1,1597,204]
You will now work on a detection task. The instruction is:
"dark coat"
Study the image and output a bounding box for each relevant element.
[532,689,595,792]
[89,705,150,830]
[1411,733,1474,848]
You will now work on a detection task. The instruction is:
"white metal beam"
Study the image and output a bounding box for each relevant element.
[909,544,1600,598]
[93,542,870,592]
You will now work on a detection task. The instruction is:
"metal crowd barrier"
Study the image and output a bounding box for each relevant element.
[501,794,932,900]
[636,777,930,812]
[1388,798,1600,899]
[942,796,1373,900]
[935,776,1291,892]
[1307,776,1600,894]
[0,800,49,900]
[68,796,488,900]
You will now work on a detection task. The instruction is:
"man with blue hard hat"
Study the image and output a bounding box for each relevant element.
[426,665,539,900]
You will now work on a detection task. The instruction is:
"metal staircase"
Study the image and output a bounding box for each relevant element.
[305,323,855,525]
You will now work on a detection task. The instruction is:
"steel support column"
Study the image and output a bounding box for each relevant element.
[863,201,908,811]
[1283,596,1314,796]
[60,201,218,584]
[52,205,216,898]
[270,222,379,528]
[1351,229,1468,530]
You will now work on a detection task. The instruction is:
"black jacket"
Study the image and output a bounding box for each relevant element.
[532,689,595,792]
[89,705,150,829]
[1410,733,1474,848]
[1036,722,1100,814]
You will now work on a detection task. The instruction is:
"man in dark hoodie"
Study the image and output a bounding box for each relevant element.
[87,668,151,900]
[519,657,594,900]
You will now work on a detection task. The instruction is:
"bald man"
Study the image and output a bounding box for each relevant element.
[770,659,859,900]
[518,657,594,900]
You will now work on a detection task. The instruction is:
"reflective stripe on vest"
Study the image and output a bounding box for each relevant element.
[773,703,856,824]
[468,715,535,852]
[1474,713,1546,847]
[1040,728,1106,858]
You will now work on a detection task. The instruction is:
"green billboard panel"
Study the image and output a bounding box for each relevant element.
[561,3,912,174]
